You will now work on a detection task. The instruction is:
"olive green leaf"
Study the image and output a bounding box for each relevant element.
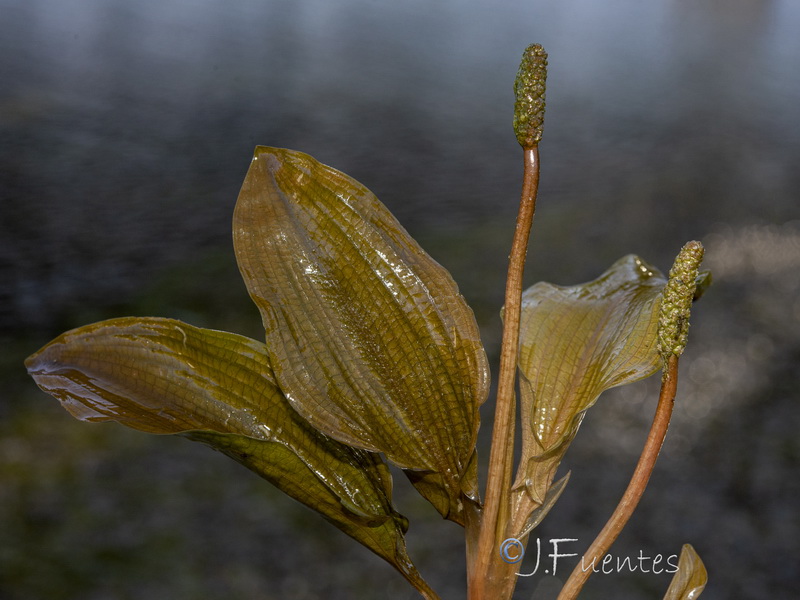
[663,544,707,599]
[25,317,436,598]
[233,146,489,522]
[513,255,667,506]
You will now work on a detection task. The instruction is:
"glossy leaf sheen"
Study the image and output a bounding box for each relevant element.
[516,471,570,538]
[515,255,666,501]
[233,147,489,519]
[24,317,430,591]
[663,544,708,600]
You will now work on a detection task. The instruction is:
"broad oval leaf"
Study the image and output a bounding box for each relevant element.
[520,255,666,449]
[25,317,434,596]
[514,255,667,502]
[233,147,489,520]
[663,544,707,600]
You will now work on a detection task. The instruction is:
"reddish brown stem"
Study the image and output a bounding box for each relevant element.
[557,354,680,600]
[468,146,540,600]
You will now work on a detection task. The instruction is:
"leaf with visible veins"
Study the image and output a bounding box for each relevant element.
[233,147,489,522]
[513,255,666,509]
[25,317,436,598]
[663,544,707,599]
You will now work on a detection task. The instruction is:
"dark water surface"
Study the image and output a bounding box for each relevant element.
[2,1,799,599]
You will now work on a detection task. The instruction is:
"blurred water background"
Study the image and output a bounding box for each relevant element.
[1,0,799,598]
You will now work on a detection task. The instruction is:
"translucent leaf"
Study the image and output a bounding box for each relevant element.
[25,317,434,596]
[515,471,570,539]
[233,146,489,521]
[514,255,667,502]
[663,544,708,600]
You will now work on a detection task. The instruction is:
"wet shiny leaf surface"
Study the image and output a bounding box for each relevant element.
[514,255,667,502]
[25,317,433,594]
[663,544,707,599]
[233,147,489,521]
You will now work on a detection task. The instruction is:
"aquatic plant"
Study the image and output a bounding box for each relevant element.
[26,44,710,600]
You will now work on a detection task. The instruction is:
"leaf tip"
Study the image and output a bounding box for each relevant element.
[25,339,59,379]
[663,543,707,600]
[24,349,39,373]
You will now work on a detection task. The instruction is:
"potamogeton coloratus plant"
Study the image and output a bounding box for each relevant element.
[25,44,712,600]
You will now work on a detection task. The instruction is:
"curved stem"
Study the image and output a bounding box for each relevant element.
[557,354,680,600]
[469,146,540,600]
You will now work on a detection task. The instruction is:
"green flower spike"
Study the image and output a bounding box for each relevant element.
[657,241,705,362]
[513,43,548,148]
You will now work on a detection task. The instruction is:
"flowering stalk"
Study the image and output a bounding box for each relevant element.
[468,43,547,600]
[557,242,705,600]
